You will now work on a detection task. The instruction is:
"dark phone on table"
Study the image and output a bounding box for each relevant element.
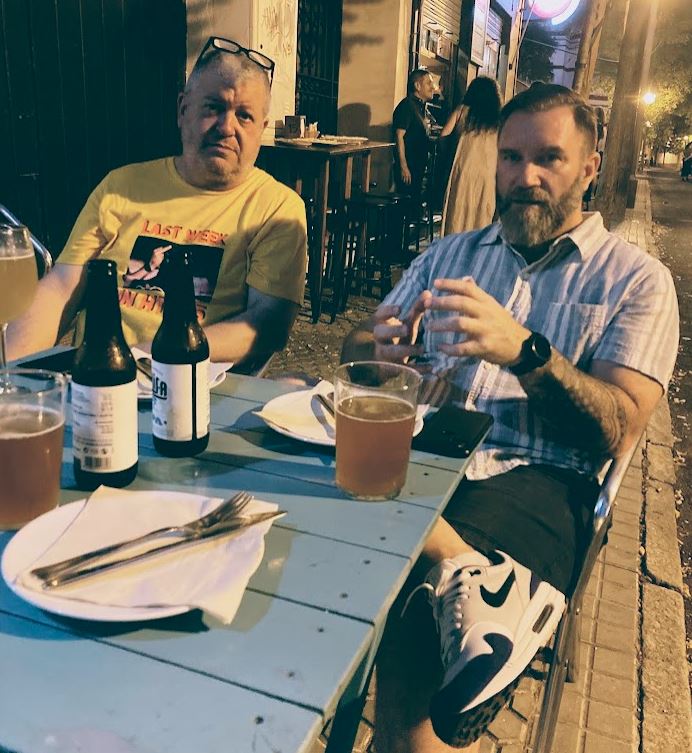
[412,405,493,458]
[16,348,76,374]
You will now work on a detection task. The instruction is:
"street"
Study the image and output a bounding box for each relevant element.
[648,165,692,655]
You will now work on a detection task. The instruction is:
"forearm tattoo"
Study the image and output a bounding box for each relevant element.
[521,351,629,456]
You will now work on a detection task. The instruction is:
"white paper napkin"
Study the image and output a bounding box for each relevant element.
[131,347,233,398]
[254,380,337,444]
[18,487,280,623]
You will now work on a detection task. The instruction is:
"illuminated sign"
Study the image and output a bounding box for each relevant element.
[529,0,582,25]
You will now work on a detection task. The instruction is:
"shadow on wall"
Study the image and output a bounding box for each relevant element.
[341,0,386,64]
[338,103,393,190]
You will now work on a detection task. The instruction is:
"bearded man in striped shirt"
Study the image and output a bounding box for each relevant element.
[342,84,679,753]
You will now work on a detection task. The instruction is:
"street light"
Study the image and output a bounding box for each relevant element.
[642,91,656,106]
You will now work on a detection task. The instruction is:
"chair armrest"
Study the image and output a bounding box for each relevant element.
[569,436,642,601]
[593,436,642,533]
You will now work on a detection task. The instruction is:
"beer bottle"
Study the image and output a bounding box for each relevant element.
[151,249,210,457]
[71,259,138,489]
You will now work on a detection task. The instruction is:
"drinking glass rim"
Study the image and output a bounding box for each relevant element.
[0,368,68,396]
[336,360,423,390]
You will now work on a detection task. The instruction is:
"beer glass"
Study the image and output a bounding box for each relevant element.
[0,225,38,372]
[0,369,67,530]
[335,361,422,500]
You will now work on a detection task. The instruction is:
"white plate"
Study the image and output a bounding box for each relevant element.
[132,348,232,400]
[1,492,215,622]
[256,385,426,447]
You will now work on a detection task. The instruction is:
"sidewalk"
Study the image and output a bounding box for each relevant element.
[269,178,691,753]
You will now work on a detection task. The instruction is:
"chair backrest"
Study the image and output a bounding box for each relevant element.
[0,204,53,278]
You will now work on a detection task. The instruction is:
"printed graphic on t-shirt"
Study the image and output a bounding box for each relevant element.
[119,232,223,321]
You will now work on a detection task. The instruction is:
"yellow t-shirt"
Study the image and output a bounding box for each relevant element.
[58,158,307,346]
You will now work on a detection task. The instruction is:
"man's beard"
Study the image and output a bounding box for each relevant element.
[497,176,584,247]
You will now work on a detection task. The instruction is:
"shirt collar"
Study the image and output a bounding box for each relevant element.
[479,212,609,262]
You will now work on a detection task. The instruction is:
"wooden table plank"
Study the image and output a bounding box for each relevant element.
[0,557,373,716]
[0,612,322,753]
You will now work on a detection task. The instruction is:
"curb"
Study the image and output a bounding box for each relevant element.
[620,178,692,753]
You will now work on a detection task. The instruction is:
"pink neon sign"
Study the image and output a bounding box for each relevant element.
[530,0,581,24]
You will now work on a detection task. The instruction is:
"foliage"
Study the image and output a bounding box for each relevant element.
[646,0,692,151]
[518,21,556,84]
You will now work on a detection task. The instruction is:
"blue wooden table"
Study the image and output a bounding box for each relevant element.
[0,374,476,753]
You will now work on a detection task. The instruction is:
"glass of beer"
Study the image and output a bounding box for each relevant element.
[0,369,67,530]
[335,361,422,500]
[0,224,38,373]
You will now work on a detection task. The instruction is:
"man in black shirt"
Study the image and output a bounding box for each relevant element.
[393,69,436,198]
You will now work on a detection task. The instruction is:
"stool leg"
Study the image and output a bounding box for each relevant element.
[330,207,347,324]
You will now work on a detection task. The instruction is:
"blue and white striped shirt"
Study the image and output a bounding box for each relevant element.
[384,213,679,480]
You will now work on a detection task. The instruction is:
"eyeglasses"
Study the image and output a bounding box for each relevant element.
[194,36,275,87]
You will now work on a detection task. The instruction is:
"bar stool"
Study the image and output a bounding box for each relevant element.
[329,193,407,322]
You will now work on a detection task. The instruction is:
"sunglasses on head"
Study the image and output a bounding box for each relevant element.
[194,36,275,87]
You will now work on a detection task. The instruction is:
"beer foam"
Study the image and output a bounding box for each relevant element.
[0,405,64,438]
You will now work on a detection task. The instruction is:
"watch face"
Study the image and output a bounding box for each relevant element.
[532,333,552,364]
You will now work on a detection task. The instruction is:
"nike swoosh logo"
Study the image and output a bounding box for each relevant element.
[480,571,516,608]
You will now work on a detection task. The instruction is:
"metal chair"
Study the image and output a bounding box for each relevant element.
[532,437,643,753]
[0,204,53,278]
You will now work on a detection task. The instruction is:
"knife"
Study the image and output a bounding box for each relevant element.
[35,510,285,591]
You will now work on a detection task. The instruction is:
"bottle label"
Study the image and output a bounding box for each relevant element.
[151,360,210,441]
[71,382,138,473]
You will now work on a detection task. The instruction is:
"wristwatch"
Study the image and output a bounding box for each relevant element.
[509,331,552,376]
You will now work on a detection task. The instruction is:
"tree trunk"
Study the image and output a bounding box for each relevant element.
[596,0,657,227]
[573,0,608,95]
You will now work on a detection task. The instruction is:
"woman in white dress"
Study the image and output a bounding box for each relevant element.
[440,76,502,237]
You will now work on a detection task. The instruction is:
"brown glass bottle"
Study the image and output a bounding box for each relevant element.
[151,249,210,457]
[71,259,138,490]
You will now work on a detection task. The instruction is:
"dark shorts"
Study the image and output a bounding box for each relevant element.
[443,464,600,595]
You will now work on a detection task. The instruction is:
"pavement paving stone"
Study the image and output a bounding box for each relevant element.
[487,707,527,744]
[603,542,638,571]
[610,506,640,533]
[479,737,498,753]
[554,688,583,727]
[604,531,641,556]
[602,562,638,589]
[594,618,637,654]
[610,490,642,517]
[600,579,638,608]
[509,688,538,721]
[549,721,581,753]
[594,599,637,631]
[585,699,636,742]
[591,645,637,682]
[583,731,635,753]
[588,671,636,708]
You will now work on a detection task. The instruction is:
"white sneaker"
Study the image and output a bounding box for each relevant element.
[408,550,566,719]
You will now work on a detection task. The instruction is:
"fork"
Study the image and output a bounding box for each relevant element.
[31,491,252,582]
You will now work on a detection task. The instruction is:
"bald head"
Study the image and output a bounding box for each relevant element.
[185,51,271,116]
[175,52,270,191]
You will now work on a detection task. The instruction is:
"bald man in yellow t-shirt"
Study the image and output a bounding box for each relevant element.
[8,42,307,366]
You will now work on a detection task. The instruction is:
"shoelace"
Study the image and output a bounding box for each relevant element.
[402,565,483,664]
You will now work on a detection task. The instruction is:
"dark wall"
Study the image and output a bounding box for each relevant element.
[295,0,343,134]
[0,0,186,256]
